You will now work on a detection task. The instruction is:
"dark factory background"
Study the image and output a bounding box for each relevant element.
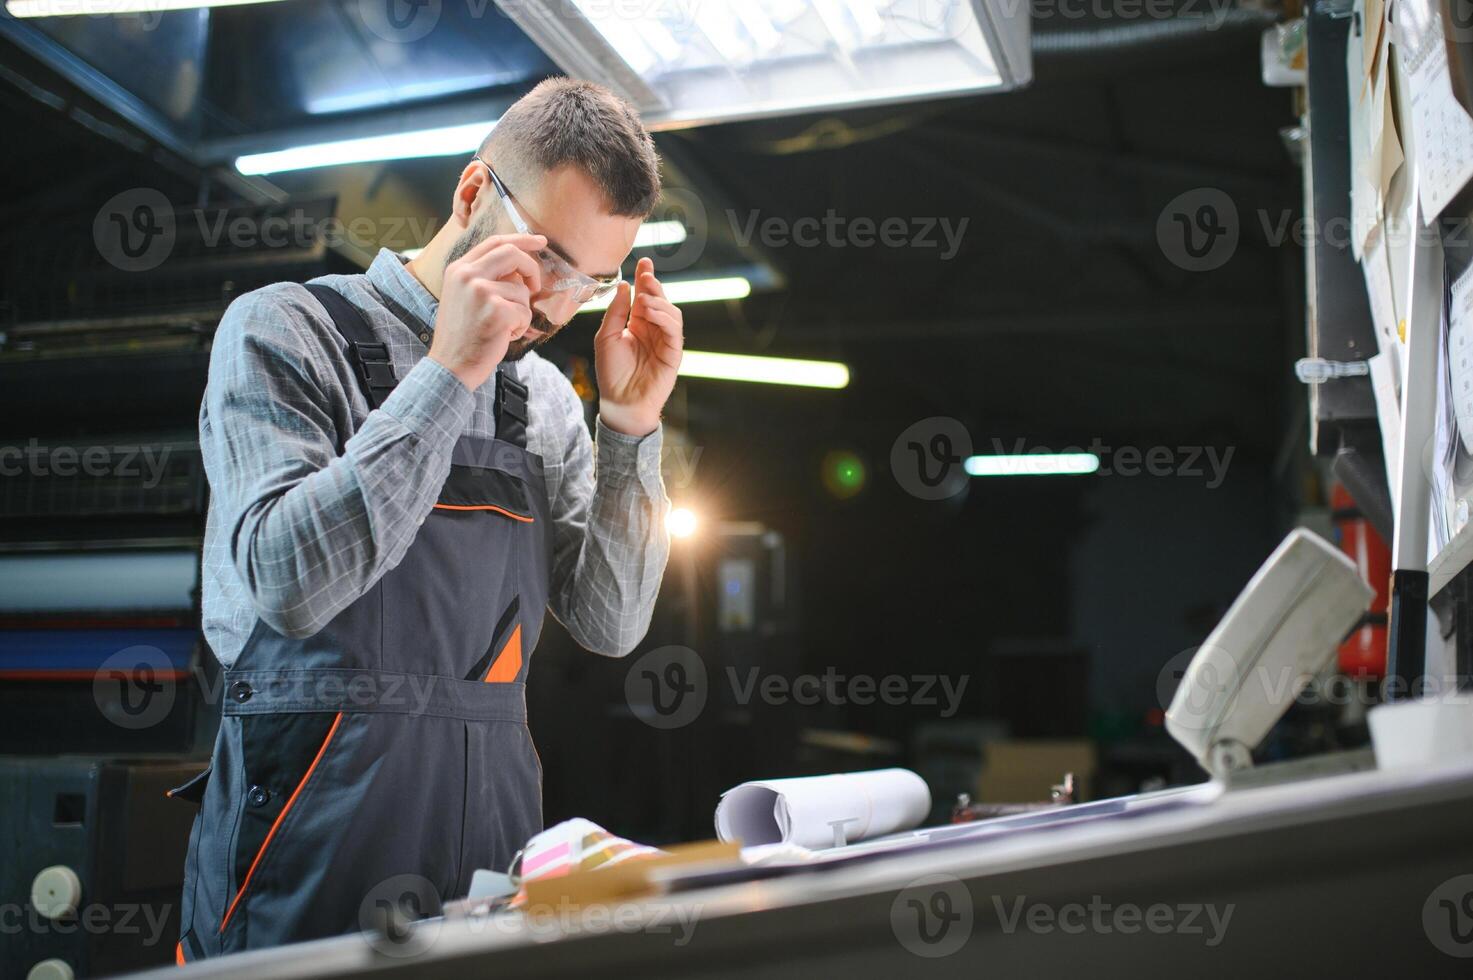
[0,2,1322,975]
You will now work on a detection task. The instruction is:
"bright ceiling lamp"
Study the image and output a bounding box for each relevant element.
[236,121,495,175]
[579,276,751,312]
[7,0,288,14]
[494,0,1031,129]
[964,453,1101,477]
[679,351,849,389]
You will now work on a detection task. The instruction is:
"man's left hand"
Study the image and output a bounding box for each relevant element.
[594,257,684,437]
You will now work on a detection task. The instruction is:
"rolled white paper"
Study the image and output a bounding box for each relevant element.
[715,768,932,850]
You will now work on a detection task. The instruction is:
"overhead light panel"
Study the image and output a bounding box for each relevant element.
[497,0,1031,128]
[236,121,495,175]
[964,453,1101,477]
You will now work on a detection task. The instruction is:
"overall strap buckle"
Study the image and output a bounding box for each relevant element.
[494,369,530,448]
[305,283,398,409]
[350,342,397,408]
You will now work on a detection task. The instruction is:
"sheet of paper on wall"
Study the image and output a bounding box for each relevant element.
[1348,0,1404,258]
[1428,268,1473,561]
[1396,0,1473,220]
[1364,229,1401,360]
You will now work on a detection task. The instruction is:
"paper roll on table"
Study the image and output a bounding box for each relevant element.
[715,768,932,850]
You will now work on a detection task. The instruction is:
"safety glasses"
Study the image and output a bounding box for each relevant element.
[473,155,622,307]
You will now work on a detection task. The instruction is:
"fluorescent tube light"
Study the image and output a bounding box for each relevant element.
[579,276,750,312]
[236,121,495,175]
[964,453,1102,477]
[7,0,288,14]
[634,220,688,249]
[679,351,849,389]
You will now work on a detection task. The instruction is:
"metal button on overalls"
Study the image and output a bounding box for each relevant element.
[172,284,551,961]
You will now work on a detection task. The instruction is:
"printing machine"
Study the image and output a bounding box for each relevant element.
[0,200,362,979]
[121,528,1473,979]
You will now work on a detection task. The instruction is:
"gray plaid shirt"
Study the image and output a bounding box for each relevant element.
[199,248,669,668]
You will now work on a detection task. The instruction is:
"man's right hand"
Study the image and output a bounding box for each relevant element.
[428,233,546,392]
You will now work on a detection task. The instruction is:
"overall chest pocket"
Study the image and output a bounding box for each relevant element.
[434,464,535,523]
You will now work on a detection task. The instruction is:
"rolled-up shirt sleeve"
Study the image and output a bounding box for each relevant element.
[200,286,473,639]
[545,380,670,657]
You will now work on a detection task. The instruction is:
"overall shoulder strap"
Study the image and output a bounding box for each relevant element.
[304,283,397,409]
[494,362,530,448]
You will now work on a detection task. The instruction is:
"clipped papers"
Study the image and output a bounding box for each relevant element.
[1397,0,1473,220]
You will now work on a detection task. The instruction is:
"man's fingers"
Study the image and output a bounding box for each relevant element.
[636,305,683,342]
[635,256,665,299]
[461,241,543,295]
[633,293,679,320]
[596,281,633,342]
[459,232,546,266]
[480,278,531,310]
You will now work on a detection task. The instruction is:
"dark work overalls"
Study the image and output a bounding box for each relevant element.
[171,284,549,961]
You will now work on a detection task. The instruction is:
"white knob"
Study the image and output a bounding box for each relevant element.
[30,865,82,920]
[27,959,75,980]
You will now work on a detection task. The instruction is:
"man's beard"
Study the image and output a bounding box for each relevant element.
[502,312,560,362]
[447,211,565,362]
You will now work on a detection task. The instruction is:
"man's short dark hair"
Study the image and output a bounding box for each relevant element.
[482,77,661,218]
